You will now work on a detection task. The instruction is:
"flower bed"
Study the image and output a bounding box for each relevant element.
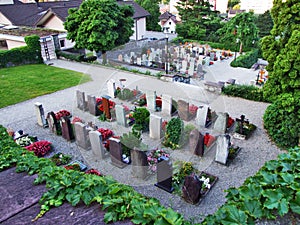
[226,145,241,166]
[233,123,257,140]
[50,152,72,166]
[55,109,71,120]
[147,149,170,172]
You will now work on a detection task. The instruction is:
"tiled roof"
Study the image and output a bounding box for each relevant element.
[0,0,149,27]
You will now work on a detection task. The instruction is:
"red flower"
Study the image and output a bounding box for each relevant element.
[227,117,234,128]
[97,128,114,141]
[204,133,215,147]
[25,140,52,157]
[85,168,102,176]
[55,110,71,120]
[156,96,162,108]
[189,104,198,115]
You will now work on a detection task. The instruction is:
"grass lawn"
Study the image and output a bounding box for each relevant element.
[0,64,91,108]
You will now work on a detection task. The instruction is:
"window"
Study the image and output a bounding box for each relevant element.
[59,39,65,48]
[169,22,171,25]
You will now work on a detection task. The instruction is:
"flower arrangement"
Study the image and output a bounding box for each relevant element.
[71,116,83,124]
[85,168,102,176]
[147,149,170,172]
[50,152,72,166]
[199,175,211,190]
[227,116,235,128]
[189,104,198,115]
[15,135,32,147]
[55,110,71,120]
[64,163,81,171]
[97,128,114,141]
[204,133,215,148]
[162,120,168,132]
[209,61,214,65]
[198,172,218,196]
[96,98,115,112]
[25,140,52,157]
[173,161,194,186]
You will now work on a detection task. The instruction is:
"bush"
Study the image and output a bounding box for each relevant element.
[222,84,265,102]
[263,93,300,148]
[230,49,259,68]
[56,50,83,62]
[132,107,150,132]
[163,117,184,149]
[0,35,43,68]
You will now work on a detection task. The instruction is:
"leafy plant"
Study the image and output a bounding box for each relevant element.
[263,93,300,148]
[163,117,184,149]
[50,153,72,166]
[25,140,52,157]
[147,149,170,172]
[222,84,265,102]
[120,131,142,157]
[132,107,150,132]
[116,88,134,100]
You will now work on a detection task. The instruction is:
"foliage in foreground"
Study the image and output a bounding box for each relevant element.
[0,64,91,108]
[222,84,265,102]
[263,93,300,149]
[0,125,186,225]
[203,146,300,224]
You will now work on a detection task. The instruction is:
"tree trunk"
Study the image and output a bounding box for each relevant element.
[102,51,107,65]
[239,42,243,54]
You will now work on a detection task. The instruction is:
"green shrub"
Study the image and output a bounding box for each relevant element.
[56,50,83,62]
[0,35,43,68]
[263,93,300,148]
[132,107,150,132]
[116,88,134,100]
[230,49,259,68]
[163,117,184,149]
[222,84,265,102]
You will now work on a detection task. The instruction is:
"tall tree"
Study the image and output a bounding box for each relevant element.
[261,0,300,102]
[216,12,258,53]
[175,0,221,40]
[64,0,134,64]
[135,0,161,31]
[256,10,273,38]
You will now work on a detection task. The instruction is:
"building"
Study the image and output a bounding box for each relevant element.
[240,0,273,14]
[0,0,150,60]
[159,11,177,34]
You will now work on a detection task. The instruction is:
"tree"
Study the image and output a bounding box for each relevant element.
[255,10,273,38]
[227,0,240,9]
[175,0,221,40]
[64,0,134,64]
[216,12,258,53]
[135,0,161,31]
[261,0,300,102]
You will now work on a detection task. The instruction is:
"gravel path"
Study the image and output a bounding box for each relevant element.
[0,59,297,224]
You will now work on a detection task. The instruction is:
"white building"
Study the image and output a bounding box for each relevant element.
[240,0,273,14]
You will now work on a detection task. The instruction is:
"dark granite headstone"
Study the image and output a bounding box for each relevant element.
[46,111,60,135]
[155,156,174,193]
[177,100,190,121]
[61,116,74,141]
[182,174,203,204]
[109,137,127,168]
[189,129,204,156]
[131,148,148,179]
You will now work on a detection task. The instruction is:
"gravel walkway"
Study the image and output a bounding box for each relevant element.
[0,59,297,224]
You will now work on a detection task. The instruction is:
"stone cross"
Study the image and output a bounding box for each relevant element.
[236,115,249,135]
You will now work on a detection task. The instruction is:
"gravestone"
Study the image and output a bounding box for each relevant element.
[136,57,142,66]
[131,148,148,179]
[196,105,209,127]
[210,52,215,61]
[76,90,87,111]
[47,111,60,135]
[109,137,127,168]
[107,79,116,98]
[115,105,127,127]
[181,60,187,74]
[74,122,91,150]
[196,63,204,79]
[34,102,48,127]
[155,156,174,193]
[118,54,123,62]
[146,90,156,112]
[189,129,205,156]
[182,174,203,204]
[89,130,106,160]
[61,116,74,141]
[213,112,229,134]
[161,94,172,115]
[177,99,190,121]
[101,95,111,119]
[87,95,99,116]
[215,135,230,165]
[188,61,195,76]
[149,114,162,139]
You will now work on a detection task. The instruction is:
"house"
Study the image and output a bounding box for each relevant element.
[0,0,150,60]
[159,11,177,34]
[227,9,246,19]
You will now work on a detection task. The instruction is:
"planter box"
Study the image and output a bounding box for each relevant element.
[226,147,241,166]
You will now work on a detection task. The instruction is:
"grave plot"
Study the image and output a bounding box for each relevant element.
[233,115,257,140]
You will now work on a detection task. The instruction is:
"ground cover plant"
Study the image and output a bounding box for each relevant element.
[0,64,91,108]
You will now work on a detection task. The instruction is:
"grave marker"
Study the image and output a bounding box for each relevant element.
[101,95,111,119]
[161,94,172,115]
[189,129,204,156]
[47,111,60,135]
[107,79,116,98]
[146,90,156,112]
[115,105,127,127]
[196,105,209,128]
[74,122,91,150]
[177,99,190,121]
[76,90,87,111]
[215,135,230,165]
[155,156,174,193]
[131,148,148,179]
[213,112,229,134]
[109,137,127,168]
[89,130,106,160]
[87,95,99,116]
[34,102,48,127]
[149,114,162,139]
[61,116,74,141]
